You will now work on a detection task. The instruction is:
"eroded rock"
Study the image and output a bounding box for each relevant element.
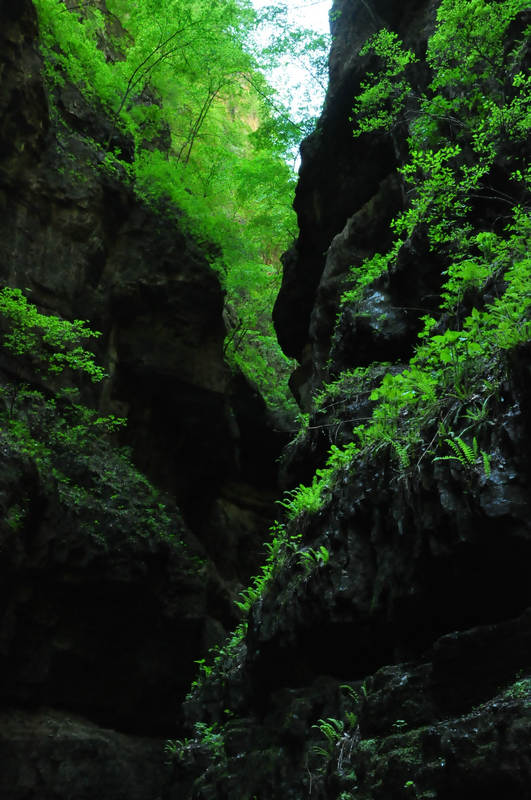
[0,0,283,792]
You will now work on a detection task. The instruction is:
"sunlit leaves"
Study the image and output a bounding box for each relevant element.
[288,0,530,514]
[33,0,308,411]
[427,0,529,93]
[351,29,417,137]
[0,288,105,382]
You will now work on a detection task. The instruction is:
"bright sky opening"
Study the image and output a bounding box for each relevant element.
[251,0,332,126]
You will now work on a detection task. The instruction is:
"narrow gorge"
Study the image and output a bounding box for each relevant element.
[0,1,530,798]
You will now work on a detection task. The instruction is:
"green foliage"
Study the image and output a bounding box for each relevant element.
[312,716,346,756]
[188,618,248,697]
[311,365,392,454]
[234,569,271,613]
[187,519,304,696]
[433,435,491,477]
[224,256,298,416]
[164,736,192,763]
[31,0,328,414]
[504,676,531,699]
[440,250,495,313]
[165,721,226,765]
[298,544,330,572]
[0,288,105,381]
[282,0,530,519]
[340,250,397,307]
[314,366,380,414]
[0,384,185,548]
[349,0,530,247]
[277,470,331,519]
[394,144,472,248]
[234,519,301,611]
[0,290,185,552]
[311,713,359,779]
[340,684,361,703]
[5,504,27,531]
[189,518,332,698]
[353,0,530,148]
[351,29,417,137]
[426,0,529,94]
[193,721,226,762]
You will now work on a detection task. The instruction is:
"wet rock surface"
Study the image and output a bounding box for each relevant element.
[273,0,438,404]
[181,372,531,798]
[0,437,229,738]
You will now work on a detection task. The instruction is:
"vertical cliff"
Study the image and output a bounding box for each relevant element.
[0,2,285,797]
[175,1,531,798]
[274,0,439,407]
[1,0,530,798]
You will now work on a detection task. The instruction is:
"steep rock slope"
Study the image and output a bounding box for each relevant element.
[0,1,283,569]
[0,2,283,797]
[176,1,531,798]
[274,0,436,406]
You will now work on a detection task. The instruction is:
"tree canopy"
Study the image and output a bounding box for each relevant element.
[32,0,330,414]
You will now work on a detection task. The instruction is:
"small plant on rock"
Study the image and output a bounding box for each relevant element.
[433,434,491,477]
[298,544,330,572]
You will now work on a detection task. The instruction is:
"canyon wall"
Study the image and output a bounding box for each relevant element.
[177,0,531,798]
[0,2,283,797]
[1,1,530,799]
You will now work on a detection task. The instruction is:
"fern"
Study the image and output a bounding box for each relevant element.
[481,450,492,478]
[312,717,345,747]
[383,433,411,470]
[298,545,330,571]
[446,435,477,466]
[434,435,492,477]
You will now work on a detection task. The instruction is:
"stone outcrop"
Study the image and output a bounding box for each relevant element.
[0,2,283,796]
[0,709,171,800]
[174,1,531,798]
[0,0,284,563]
[2,0,530,798]
[274,0,438,405]
[0,437,232,738]
[176,363,531,798]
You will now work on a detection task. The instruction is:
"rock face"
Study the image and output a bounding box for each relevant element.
[173,0,531,798]
[0,0,284,559]
[2,0,530,798]
[176,385,531,797]
[0,709,171,800]
[0,2,283,797]
[274,0,438,405]
[0,439,227,738]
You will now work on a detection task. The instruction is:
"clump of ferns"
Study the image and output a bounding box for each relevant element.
[433,432,492,478]
[371,390,497,484]
[311,710,361,778]
[298,544,330,573]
